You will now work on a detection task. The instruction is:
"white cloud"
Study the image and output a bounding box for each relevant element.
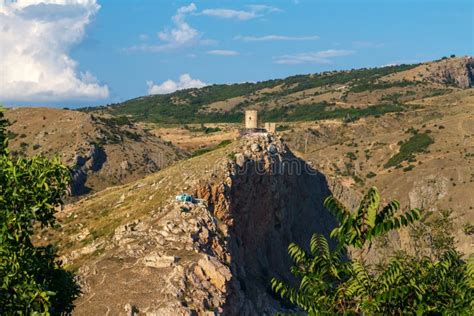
[199,5,281,20]
[207,50,239,56]
[146,74,206,94]
[200,8,256,20]
[158,3,198,44]
[274,49,355,65]
[235,34,319,42]
[126,3,203,53]
[352,41,384,48]
[0,0,109,102]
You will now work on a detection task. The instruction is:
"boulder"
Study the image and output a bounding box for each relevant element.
[143,253,179,268]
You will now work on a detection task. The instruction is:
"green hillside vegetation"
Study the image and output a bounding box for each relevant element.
[80,63,419,124]
[261,103,406,122]
[190,139,232,157]
[385,132,434,168]
[349,78,419,93]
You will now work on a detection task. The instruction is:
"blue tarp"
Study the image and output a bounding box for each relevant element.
[175,193,196,203]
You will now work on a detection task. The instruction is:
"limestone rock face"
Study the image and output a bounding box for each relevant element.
[427,56,474,88]
[70,134,352,315]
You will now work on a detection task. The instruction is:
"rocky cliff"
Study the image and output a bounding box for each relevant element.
[57,134,350,315]
[427,56,474,88]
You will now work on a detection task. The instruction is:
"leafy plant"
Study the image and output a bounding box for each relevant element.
[272,187,473,314]
[0,107,8,155]
[325,187,420,248]
[464,223,474,236]
[0,107,80,314]
[410,209,456,259]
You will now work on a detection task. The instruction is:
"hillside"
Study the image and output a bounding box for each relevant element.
[83,56,473,124]
[36,134,359,315]
[35,132,473,314]
[4,107,186,195]
[281,88,474,255]
[78,58,474,252]
[76,55,473,256]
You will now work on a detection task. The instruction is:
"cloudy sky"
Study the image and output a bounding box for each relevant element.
[0,0,472,107]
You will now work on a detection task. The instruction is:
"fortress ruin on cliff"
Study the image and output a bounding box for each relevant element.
[241,110,276,135]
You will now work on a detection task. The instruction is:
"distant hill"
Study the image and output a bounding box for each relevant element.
[4,107,186,195]
[82,56,473,124]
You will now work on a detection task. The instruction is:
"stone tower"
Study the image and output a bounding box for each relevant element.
[245,110,258,129]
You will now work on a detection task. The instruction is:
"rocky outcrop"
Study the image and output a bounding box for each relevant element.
[70,144,107,195]
[428,57,474,88]
[70,134,348,315]
[194,134,338,314]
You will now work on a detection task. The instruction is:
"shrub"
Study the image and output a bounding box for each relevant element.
[385,133,434,168]
[464,223,474,236]
[346,151,357,161]
[0,107,80,314]
[366,171,377,178]
[403,165,415,172]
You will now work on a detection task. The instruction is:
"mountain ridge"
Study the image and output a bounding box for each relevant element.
[81,56,473,124]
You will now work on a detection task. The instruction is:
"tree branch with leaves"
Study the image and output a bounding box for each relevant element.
[272,186,474,314]
[0,106,80,315]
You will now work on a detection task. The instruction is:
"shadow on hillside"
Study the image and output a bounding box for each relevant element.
[70,145,107,196]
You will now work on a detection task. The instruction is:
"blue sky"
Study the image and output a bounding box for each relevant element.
[0,0,472,107]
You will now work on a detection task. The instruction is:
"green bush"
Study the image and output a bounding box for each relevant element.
[464,223,474,236]
[0,107,80,314]
[366,171,377,178]
[403,165,415,172]
[346,152,357,161]
[385,133,434,168]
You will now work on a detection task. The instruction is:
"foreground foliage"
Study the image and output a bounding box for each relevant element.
[272,187,474,314]
[0,108,80,315]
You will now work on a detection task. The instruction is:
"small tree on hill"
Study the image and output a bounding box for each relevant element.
[0,107,80,314]
[272,187,474,314]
